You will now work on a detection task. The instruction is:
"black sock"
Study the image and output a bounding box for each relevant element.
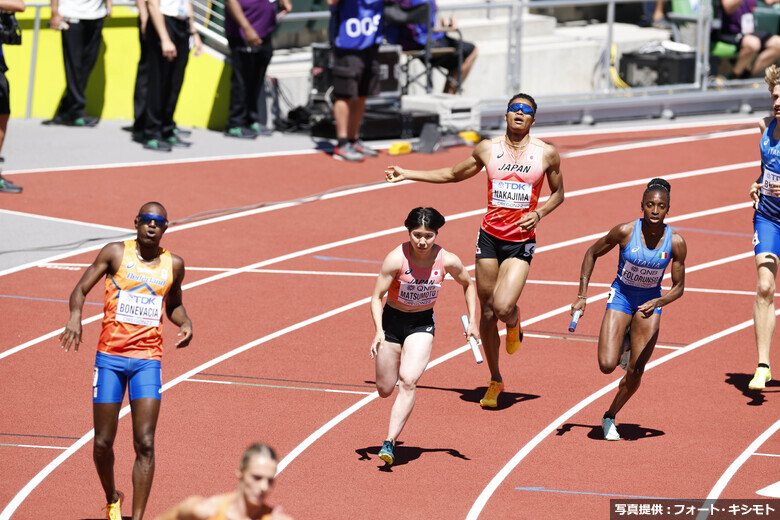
[349,138,357,144]
[338,138,348,147]
[603,412,614,419]
[759,363,770,369]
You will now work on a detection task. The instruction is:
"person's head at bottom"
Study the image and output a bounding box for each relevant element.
[155,443,290,520]
[237,443,278,513]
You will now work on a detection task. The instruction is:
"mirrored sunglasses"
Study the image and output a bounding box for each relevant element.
[137,213,168,226]
[507,103,535,116]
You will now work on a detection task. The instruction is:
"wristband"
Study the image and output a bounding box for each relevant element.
[532,210,541,221]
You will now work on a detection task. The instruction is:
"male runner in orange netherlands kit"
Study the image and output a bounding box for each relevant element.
[385,92,564,408]
[60,201,193,520]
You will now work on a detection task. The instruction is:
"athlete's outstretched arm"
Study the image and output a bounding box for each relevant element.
[637,232,687,317]
[167,255,193,348]
[384,140,489,184]
[571,222,631,316]
[444,251,479,342]
[60,242,123,352]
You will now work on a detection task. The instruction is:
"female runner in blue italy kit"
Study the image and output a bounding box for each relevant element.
[570,178,687,441]
[748,64,780,390]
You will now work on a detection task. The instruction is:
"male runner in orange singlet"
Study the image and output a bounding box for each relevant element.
[60,201,193,520]
[385,92,564,408]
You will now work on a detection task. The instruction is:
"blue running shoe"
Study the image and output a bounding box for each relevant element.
[378,440,394,465]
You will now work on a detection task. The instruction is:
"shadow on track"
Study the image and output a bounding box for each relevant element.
[356,441,470,471]
[418,384,540,410]
[724,372,780,406]
[555,422,665,441]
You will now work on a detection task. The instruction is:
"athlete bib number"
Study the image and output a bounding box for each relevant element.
[116,290,163,327]
[344,14,381,38]
[762,166,780,198]
[618,260,664,289]
[397,283,440,306]
[492,180,532,209]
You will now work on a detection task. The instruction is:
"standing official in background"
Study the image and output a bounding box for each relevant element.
[50,0,108,126]
[224,0,292,138]
[138,0,202,151]
[0,0,25,193]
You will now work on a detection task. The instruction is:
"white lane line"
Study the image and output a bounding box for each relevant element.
[0,314,103,360]
[184,378,375,396]
[466,310,779,520]
[520,332,682,351]
[696,419,780,520]
[0,209,132,233]
[0,444,69,450]
[756,481,780,498]
[535,118,756,138]
[562,129,757,158]
[754,453,780,458]
[2,147,325,175]
[0,159,757,280]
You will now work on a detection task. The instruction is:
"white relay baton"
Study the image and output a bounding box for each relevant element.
[461,315,483,364]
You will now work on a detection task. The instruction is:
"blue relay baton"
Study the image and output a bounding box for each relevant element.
[568,310,582,333]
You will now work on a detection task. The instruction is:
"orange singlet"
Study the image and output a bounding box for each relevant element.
[208,494,272,520]
[482,136,546,242]
[97,240,174,361]
[386,243,446,309]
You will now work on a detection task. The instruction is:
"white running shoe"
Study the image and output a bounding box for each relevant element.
[602,417,620,441]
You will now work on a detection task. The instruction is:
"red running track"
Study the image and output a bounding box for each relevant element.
[1,121,779,520]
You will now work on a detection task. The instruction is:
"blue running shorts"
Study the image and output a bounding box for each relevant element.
[753,211,780,257]
[93,352,162,403]
[606,281,663,316]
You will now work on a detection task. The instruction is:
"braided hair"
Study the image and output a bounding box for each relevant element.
[644,178,671,201]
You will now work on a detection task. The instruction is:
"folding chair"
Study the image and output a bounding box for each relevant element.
[384,0,464,94]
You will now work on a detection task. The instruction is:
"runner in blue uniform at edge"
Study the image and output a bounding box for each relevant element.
[748,64,780,390]
[570,178,687,441]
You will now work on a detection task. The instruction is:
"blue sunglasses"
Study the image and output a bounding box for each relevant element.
[507,103,535,116]
[137,213,168,226]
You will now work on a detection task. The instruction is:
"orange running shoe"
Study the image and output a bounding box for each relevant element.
[104,491,123,520]
[480,380,504,408]
[505,318,523,354]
